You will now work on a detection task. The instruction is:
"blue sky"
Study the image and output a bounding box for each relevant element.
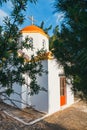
[0,0,63,35]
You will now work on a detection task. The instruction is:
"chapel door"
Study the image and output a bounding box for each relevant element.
[60,77,66,106]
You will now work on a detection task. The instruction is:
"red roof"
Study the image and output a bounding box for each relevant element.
[21,25,48,38]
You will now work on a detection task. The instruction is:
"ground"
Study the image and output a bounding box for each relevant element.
[0,100,87,130]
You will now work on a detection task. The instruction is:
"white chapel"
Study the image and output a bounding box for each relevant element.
[5,23,74,114]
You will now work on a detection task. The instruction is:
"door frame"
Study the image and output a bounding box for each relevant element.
[60,76,66,106]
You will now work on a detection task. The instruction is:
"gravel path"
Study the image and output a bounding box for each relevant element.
[0,100,87,130]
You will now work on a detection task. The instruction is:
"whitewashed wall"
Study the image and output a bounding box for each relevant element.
[21,32,49,112]
[3,76,31,109]
[48,59,62,114]
[4,83,22,108]
[66,79,74,106]
[48,59,74,113]
[22,33,49,57]
[3,31,49,110]
[2,59,74,112]
[31,60,48,113]
[30,59,74,114]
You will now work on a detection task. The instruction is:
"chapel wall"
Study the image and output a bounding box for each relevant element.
[30,60,49,113]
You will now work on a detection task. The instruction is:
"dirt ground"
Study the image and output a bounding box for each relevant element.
[0,100,87,130]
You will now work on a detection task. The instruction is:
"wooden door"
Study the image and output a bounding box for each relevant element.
[60,77,66,106]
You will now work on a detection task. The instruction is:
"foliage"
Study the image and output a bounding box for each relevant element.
[0,0,46,97]
[49,25,59,50]
[52,0,87,99]
[39,21,52,35]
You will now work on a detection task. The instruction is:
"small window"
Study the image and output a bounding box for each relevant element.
[42,39,46,48]
[28,37,33,44]
[60,77,66,96]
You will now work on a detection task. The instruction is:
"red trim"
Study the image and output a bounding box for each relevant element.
[60,95,66,106]
[60,77,66,106]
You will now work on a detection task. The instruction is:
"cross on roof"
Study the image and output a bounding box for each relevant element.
[28,16,36,25]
